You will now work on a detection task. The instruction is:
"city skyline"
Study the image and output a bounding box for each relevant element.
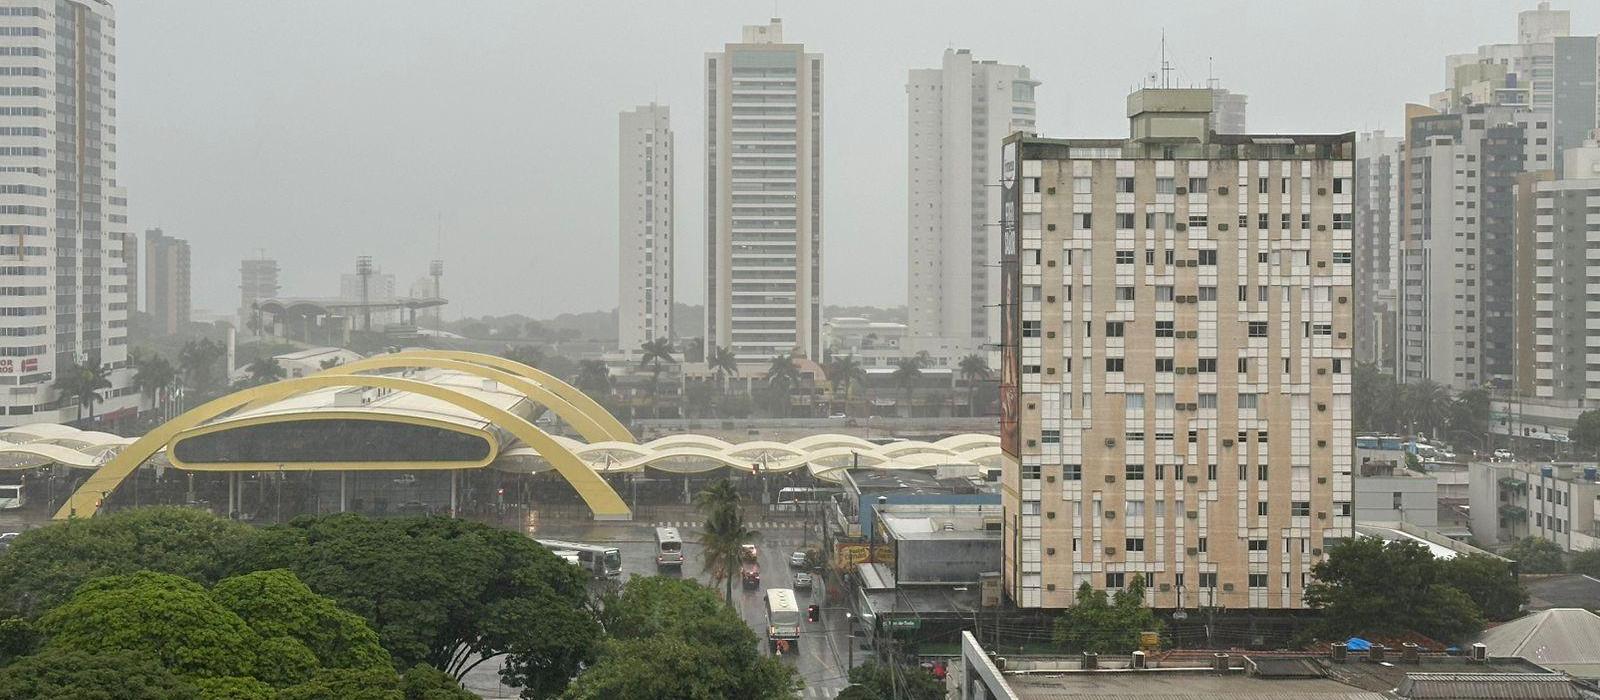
[111,1,1595,320]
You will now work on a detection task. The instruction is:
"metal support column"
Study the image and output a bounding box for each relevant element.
[339,472,347,513]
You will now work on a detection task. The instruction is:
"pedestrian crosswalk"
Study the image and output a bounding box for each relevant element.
[649,520,808,530]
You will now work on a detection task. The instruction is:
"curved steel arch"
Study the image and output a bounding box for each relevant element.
[54,375,631,521]
[242,355,622,444]
[349,350,633,442]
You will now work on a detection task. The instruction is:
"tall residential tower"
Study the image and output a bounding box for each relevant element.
[144,228,191,336]
[0,0,136,425]
[705,19,823,362]
[618,103,674,351]
[999,89,1354,610]
[906,49,1037,361]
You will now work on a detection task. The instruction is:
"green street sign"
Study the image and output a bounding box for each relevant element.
[884,617,921,630]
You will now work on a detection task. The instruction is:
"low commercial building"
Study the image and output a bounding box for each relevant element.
[959,631,1591,700]
[1469,461,1600,551]
[838,468,998,538]
[874,503,1002,584]
[1477,608,1600,680]
[1354,461,1439,528]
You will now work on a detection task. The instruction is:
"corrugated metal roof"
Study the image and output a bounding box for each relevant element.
[1479,609,1600,666]
[1396,672,1583,699]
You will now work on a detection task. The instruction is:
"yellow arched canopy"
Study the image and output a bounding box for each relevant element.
[55,373,631,521]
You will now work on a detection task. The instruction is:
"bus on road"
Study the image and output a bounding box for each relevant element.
[534,538,621,578]
[765,588,801,655]
[655,527,683,569]
[0,484,22,510]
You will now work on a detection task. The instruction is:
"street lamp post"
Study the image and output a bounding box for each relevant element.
[845,611,854,669]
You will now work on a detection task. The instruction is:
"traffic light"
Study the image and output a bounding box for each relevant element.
[807,604,820,623]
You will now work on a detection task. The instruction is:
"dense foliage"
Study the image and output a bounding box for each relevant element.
[1351,364,1491,451]
[1305,537,1521,642]
[1051,574,1162,653]
[564,576,798,699]
[0,508,798,699]
[834,661,944,700]
[1504,536,1567,574]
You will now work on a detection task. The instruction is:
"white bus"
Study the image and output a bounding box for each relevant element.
[765,587,802,654]
[777,487,842,505]
[0,484,22,510]
[534,538,621,578]
[655,527,683,569]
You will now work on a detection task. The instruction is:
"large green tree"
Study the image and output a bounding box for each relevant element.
[1436,553,1528,621]
[567,576,798,700]
[835,661,944,700]
[0,506,256,616]
[1571,410,1600,458]
[0,648,201,700]
[1051,575,1161,653]
[1305,537,1487,642]
[235,514,599,696]
[1569,548,1600,578]
[1504,537,1566,574]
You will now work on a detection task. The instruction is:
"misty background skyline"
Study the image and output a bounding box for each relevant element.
[116,0,1590,320]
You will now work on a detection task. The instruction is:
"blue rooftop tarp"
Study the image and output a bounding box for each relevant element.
[1345,637,1371,651]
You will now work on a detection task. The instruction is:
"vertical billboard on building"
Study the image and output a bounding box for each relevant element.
[998,141,1020,462]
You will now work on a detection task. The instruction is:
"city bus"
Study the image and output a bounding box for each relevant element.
[0,483,21,510]
[534,538,621,578]
[777,487,842,505]
[765,588,802,655]
[655,527,683,569]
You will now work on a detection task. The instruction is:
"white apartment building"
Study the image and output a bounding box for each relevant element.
[1530,142,1600,403]
[1355,131,1403,371]
[0,0,137,426]
[1469,461,1600,552]
[1400,103,1551,391]
[1436,1,1567,113]
[999,88,1355,610]
[705,19,822,362]
[618,103,673,352]
[906,49,1037,362]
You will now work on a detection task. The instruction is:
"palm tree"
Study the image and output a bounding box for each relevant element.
[246,357,285,385]
[54,361,112,424]
[684,337,706,364]
[1405,379,1453,439]
[708,345,739,396]
[824,354,867,414]
[638,337,677,418]
[696,479,759,605]
[178,338,226,394]
[764,353,800,417]
[576,359,612,399]
[891,356,925,415]
[132,354,177,415]
[958,354,993,416]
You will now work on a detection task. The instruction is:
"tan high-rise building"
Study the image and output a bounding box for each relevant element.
[704,19,822,362]
[998,88,1355,610]
[144,228,191,336]
[618,103,674,351]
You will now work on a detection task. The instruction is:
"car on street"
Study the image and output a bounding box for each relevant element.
[793,571,812,589]
[0,532,17,546]
[829,412,847,419]
[741,543,760,562]
[790,550,808,567]
[742,561,761,589]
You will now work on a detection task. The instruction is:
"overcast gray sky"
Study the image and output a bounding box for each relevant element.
[117,1,1593,319]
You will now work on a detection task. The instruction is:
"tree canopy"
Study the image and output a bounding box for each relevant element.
[1504,537,1566,574]
[0,648,201,700]
[835,661,944,700]
[1051,575,1162,653]
[1305,537,1497,642]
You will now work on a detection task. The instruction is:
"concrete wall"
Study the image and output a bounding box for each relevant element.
[895,537,1001,584]
[1354,474,1438,527]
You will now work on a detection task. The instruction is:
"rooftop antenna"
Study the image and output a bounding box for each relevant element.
[1208,56,1218,90]
[1159,30,1174,89]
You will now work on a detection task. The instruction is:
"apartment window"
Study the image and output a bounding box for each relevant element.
[1022,463,1041,480]
[1040,430,1060,444]
[1156,177,1175,194]
[1126,538,1145,552]
[1116,286,1136,301]
[1146,249,1156,265]
[1106,321,1125,337]
[1333,177,1347,194]
[1198,393,1217,409]
[1281,212,1292,229]
[1106,572,1125,589]
[1164,249,1175,265]
[1199,572,1218,588]
[1248,322,1268,338]
[1333,251,1352,264]
[1258,177,1269,194]
[1293,501,1311,516]
[1198,358,1217,373]
[1207,464,1218,481]
[1248,539,1268,552]
[1115,250,1135,265]
[1125,393,1144,410]
[1074,177,1091,194]
[1106,358,1125,372]
[1174,464,1185,480]
[1116,213,1136,229]
[1117,177,1135,193]
[1333,212,1353,230]
[1239,285,1249,302]
[1239,213,1250,229]
[1155,321,1174,338]
[1258,212,1270,229]
[1249,573,1268,589]
[1063,464,1082,481]
[1189,214,1208,229]
[1258,465,1269,481]
[1125,464,1145,481]
[1022,320,1041,338]
[1154,464,1166,480]
[1197,249,1217,265]
[1238,394,1258,410]
[1257,502,1269,516]
[1155,358,1174,373]
[1197,537,1208,553]
[1238,357,1249,373]
[1156,285,1174,302]
[1301,213,1312,229]
[1074,212,1093,229]
[1198,286,1216,301]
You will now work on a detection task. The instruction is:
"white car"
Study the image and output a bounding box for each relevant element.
[790,551,808,567]
[0,532,18,549]
[793,572,813,589]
